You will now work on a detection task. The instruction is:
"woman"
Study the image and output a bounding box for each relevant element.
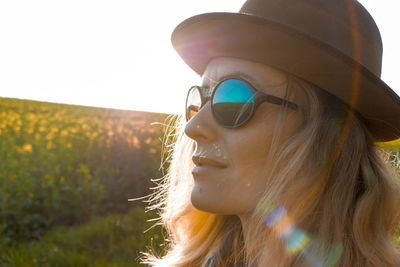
[143,0,400,266]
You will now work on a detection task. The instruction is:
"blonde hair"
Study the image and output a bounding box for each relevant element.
[141,75,400,266]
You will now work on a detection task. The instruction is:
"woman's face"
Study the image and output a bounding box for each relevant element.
[184,57,304,218]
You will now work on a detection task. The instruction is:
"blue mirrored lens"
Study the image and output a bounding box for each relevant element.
[212,79,255,127]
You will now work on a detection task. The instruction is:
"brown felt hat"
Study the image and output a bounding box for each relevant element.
[171,0,400,142]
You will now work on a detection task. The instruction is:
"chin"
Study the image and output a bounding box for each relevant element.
[190,185,235,215]
[191,185,221,214]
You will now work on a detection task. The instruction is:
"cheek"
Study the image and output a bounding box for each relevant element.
[218,130,273,208]
[223,111,283,201]
[229,153,269,200]
[229,124,273,176]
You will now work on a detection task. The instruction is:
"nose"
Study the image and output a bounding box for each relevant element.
[184,101,218,142]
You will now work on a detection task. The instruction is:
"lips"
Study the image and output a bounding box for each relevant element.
[192,155,227,168]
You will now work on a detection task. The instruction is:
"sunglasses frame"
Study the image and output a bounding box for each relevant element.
[186,77,301,128]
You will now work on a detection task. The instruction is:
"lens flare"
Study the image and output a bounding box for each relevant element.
[284,228,310,254]
[324,244,343,267]
[263,206,343,266]
[264,206,285,226]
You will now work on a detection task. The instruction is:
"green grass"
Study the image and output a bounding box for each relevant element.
[0,206,165,267]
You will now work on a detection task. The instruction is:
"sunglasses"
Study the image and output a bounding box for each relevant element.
[185,78,301,128]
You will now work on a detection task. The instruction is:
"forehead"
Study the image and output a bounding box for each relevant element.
[202,57,287,96]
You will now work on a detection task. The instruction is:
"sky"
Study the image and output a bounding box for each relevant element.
[0,0,399,115]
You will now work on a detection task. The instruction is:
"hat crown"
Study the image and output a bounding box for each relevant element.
[240,0,382,76]
[171,0,400,141]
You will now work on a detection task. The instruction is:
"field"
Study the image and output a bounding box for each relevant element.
[0,97,399,266]
[0,97,175,265]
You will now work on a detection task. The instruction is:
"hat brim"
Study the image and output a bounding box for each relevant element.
[171,12,400,142]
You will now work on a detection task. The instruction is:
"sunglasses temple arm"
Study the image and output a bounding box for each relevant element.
[257,93,300,110]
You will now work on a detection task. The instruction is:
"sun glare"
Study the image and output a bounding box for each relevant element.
[0,0,398,114]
